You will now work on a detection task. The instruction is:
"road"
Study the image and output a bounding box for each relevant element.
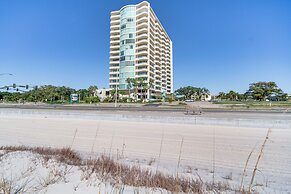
[1,103,291,114]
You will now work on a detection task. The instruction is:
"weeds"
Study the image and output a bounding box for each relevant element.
[0,145,245,193]
[0,146,82,165]
[248,129,271,194]
[0,145,208,193]
[0,176,31,194]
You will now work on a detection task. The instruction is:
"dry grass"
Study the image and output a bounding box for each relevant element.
[248,128,271,193]
[86,155,204,193]
[0,177,32,194]
[0,146,82,165]
[0,145,233,193]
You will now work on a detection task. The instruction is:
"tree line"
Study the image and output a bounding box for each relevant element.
[0,85,99,103]
[175,81,288,101]
[1,81,288,103]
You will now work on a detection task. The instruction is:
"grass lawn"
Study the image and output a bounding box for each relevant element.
[213,100,291,108]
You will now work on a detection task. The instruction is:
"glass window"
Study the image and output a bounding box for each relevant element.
[121,24,126,29]
[129,34,133,38]
[120,56,125,61]
[120,51,124,56]
[126,39,135,44]
[130,45,133,49]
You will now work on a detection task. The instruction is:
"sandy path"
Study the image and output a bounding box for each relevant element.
[0,114,290,192]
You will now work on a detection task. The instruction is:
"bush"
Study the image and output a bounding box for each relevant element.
[102,97,113,103]
[167,97,175,103]
[84,96,100,103]
[118,97,132,103]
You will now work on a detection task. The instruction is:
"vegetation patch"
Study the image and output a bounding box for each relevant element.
[0,145,232,193]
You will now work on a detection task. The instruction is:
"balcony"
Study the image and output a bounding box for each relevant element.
[110,54,119,59]
[110,14,120,20]
[136,38,148,45]
[110,25,120,31]
[135,67,148,73]
[136,55,148,61]
[110,39,120,45]
[109,65,119,70]
[136,27,148,34]
[109,80,119,84]
[136,22,148,30]
[110,59,119,64]
[136,16,148,24]
[136,11,148,19]
[135,73,148,78]
[110,30,120,36]
[135,41,146,47]
[110,20,120,26]
[110,48,119,53]
[109,75,119,79]
[136,1,149,11]
[136,49,148,55]
[135,61,148,68]
[136,32,148,39]
[110,37,119,42]
[136,41,148,48]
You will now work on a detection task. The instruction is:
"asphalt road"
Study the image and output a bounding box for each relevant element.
[0,103,291,114]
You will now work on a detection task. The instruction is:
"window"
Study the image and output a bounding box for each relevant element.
[121,40,125,45]
[126,39,135,44]
[130,45,133,49]
[125,61,134,66]
[121,24,126,29]
[120,56,125,61]
[127,18,133,22]
[120,51,124,56]
[129,34,133,38]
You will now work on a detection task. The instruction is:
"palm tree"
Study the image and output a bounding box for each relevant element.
[132,78,138,102]
[142,82,149,102]
[88,85,98,97]
[148,79,154,101]
[126,78,133,99]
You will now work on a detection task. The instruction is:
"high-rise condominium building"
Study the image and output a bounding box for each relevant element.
[109,1,173,100]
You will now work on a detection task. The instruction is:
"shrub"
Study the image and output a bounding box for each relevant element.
[84,96,100,103]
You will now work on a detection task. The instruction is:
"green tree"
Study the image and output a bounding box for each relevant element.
[85,96,100,103]
[247,81,285,101]
[148,79,154,101]
[88,85,98,97]
[226,90,239,101]
[77,89,89,101]
[126,78,134,98]
[217,92,226,100]
[175,86,210,100]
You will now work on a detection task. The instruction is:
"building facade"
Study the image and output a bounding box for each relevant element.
[109,1,173,100]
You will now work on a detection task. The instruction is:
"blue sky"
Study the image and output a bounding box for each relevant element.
[0,0,290,94]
